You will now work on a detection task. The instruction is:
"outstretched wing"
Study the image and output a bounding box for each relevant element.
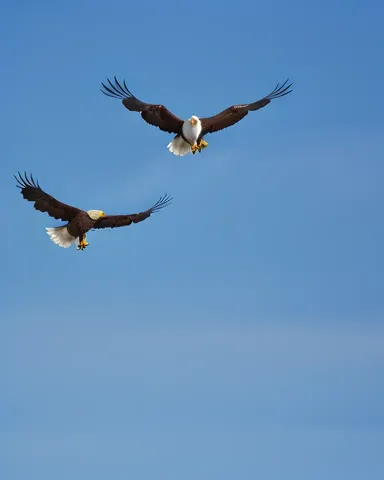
[15,172,82,221]
[93,194,173,230]
[101,77,184,134]
[200,79,293,135]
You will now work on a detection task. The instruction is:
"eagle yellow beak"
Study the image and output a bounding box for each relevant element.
[190,118,197,125]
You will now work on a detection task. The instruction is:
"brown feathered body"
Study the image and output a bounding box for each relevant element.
[66,212,98,239]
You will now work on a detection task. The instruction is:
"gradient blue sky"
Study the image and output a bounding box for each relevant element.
[2,0,384,479]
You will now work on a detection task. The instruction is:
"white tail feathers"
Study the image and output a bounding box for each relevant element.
[167,136,192,156]
[46,226,78,248]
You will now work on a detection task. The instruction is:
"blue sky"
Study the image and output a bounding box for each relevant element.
[1,0,384,479]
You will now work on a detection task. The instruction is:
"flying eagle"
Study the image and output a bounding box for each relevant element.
[15,172,172,251]
[101,77,293,157]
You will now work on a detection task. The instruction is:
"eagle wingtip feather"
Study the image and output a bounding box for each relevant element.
[15,171,40,190]
[100,76,134,100]
[151,193,173,213]
[266,78,294,100]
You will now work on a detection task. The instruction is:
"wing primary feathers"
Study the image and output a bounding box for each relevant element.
[100,87,119,98]
[15,171,39,189]
[107,77,125,96]
[113,76,134,98]
[100,80,123,98]
[14,171,24,188]
[123,79,131,94]
[26,171,36,187]
[269,79,287,96]
[107,77,126,97]
[29,172,36,187]
[100,77,135,99]
[266,79,293,100]
[111,77,127,96]
[30,172,40,189]
[14,172,23,188]
[150,193,173,213]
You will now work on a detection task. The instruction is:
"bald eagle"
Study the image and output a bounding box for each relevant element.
[15,172,172,250]
[101,77,293,157]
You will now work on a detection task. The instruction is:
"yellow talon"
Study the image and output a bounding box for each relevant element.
[195,140,209,153]
[77,237,89,250]
[191,144,199,154]
[191,140,208,155]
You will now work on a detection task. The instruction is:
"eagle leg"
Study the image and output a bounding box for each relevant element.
[197,139,208,152]
[191,144,199,155]
[77,236,89,251]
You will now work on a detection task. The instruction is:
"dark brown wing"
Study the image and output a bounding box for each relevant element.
[200,79,293,135]
[93,194,172,230]
[101,77,184,134]
[15,172,82,221]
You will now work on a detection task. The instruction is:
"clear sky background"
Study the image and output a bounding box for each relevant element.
[1,0,384,479]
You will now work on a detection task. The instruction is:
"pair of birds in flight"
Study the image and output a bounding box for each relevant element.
[17,77,293,251]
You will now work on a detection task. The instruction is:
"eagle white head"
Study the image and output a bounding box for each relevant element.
[87,210,106,220]
[189,115,200,126]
